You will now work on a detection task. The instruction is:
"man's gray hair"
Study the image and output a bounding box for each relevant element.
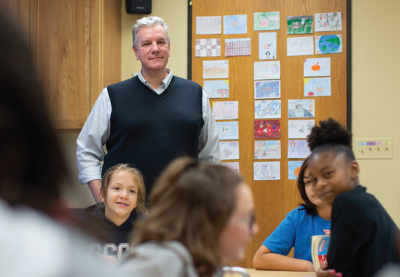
[132,16,170,49]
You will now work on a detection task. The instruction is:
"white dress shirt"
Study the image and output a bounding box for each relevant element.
[76,69,220,184]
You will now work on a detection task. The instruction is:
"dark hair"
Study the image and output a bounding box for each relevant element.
[307,118,355,161]
[132,157,244,276]
[0,11,68,214]
[297,156,318,216]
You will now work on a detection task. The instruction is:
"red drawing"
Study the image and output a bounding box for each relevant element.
[254,120,280,139]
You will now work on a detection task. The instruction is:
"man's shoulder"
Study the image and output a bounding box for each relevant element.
[172,76,202,89]
[107,77,137,91]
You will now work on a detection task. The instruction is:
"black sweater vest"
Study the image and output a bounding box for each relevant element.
[103,76,204,193]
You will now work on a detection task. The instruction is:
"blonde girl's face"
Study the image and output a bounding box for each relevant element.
[103,170,138,224]
[304,168,324,206]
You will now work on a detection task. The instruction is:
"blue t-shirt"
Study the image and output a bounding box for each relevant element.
[262,207,331,262]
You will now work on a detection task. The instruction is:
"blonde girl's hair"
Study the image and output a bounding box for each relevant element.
[101,164,147,214]
[131,157,244,276]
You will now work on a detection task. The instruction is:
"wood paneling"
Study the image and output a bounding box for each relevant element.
[192,0,348,268]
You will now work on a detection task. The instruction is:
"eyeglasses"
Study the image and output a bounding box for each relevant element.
[230,212,257,233]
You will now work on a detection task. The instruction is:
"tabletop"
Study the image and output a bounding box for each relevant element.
[245,269,316,277]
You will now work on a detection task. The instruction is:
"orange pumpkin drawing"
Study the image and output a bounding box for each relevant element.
[294,167,301,178]
[311,62,321,71]
[232,21,238,26]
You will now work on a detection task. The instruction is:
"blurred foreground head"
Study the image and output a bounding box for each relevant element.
[0,11,67,214]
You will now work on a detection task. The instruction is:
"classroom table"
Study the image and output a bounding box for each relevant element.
[245,269,316,277]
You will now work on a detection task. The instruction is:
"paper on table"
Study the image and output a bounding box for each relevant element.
[204,80,229,98]
[288,120,315,138]
[203,60,229,79]
[255,100,281,119]
[288,99,315,118]
[196,16,222,35]
[259,32,277,60]
[315,12,342,32]
[220,141,239,160]
[288,140,311,158]
[255,140,281,159]
[304,58,330,77]
[287,37,314,56]
[217,121,239,140]
[254,162,280,180]
[213,101,238,120]
[304,77,331,97]
[224,14,247,34]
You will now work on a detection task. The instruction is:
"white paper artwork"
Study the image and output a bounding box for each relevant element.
[287,37,314,56]
[195,39,221,57]
[221,162,239,172]
[304,58,331,77]
[220,141,239,160]
[259,32,277,60]
[288,120,315,138]
[196,16,222,35]
[213,101,238,120]
[203,60,229,79]
[254,162,280,181]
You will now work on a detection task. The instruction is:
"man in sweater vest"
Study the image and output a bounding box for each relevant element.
[77,16,221,203]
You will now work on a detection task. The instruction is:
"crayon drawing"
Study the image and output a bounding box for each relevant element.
[196,16,222,35]
[212,101,238,120]
[315,34,342,54]
[259,32,277,60]
[221,162,239,172]
[287,15,313,34]
[288,99,315,118]
[220,141,239,160]
[288,161,304,180]
[204,80,229,98]
[203,60,229,79]
[304,78,331,97]
[254,120,280,139]
[315,12,342,32]
[255,141,281,159]
[223,15,247,34]
[254,61,280,80]
[254,80,281,99]
[287,37,314,56]
[225,38,251,57]
[304,58,330,77]
[288,120,315,138]
[255,100,281,119]
[254,12,280,31]
[288,140,311,158]
[254,162,280,181]
[217,121,239,140]
[195,39,221,57]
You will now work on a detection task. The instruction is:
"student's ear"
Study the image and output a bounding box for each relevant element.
[350,161,360,179]
[99,190,105,203]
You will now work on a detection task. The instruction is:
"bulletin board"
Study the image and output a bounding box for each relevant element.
[189,0,351,269]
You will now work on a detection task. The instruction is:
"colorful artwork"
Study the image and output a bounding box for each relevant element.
[259,33,277,60]
[223,14,247,34]
[288,161,304,180]
[195,39,221,57]
[254,120,280,139]
[203,60,229,79]
[255,141,281,159]
[315,12,342,32]
[196,16,222,35]
[217,121,239,140]
[304,58,330,77]
[225,38,251,57]
[304,78,331,97]
[255,100,281,119]
[254,80,281,99]
[315,34,342,54]
[288,99,315,118]
[221,162,239,172]
[288,120,315,139]
[254,162,280,180]
[212,101,238,120]
[287,16,313,34]
[254,61,280,80]
[288,140,311,158]
[254,12,280,31]
[220,141,239,160]
[287,37,314,56]
[204,80,229,98]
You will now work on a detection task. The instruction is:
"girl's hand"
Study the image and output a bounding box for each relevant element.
[99,255,118,265]
[323,229,331,236]
[317,264,342,277]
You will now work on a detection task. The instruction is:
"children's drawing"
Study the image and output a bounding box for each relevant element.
[221,162,239,172]
[315,34,342,54]
[203,60,229,79]
[255,100,281,119]
[254,80,281,99]
[315,12,342,32]
[220,141,239,160]
[195,39,221,57]
[288,161,304,180]
[288,99,315,118]
[225,38,251,57]
[217,121,239,140]
[287,16,313,34]
[254,61,280,80]
[223,15,247,34]
[288,120,315,138]
[304,77,331,97]
[254,12,280,31]
[288,140,311,158]
[304,58,330,77]
[255,141,281,159]
[259,33,277,60]
[254,120,280,139]
[204,80,229,98]
[196,16,222,35]
[254,162,280,181]
[213,101,238,120]
[287,37,314,56]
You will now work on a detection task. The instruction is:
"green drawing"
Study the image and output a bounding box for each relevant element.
[287,15,313,34]
[254,12,280,31]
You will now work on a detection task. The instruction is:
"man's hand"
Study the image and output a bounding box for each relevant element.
[317,264,342,277]
[99,255,117,265]
[87,179,102,203]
